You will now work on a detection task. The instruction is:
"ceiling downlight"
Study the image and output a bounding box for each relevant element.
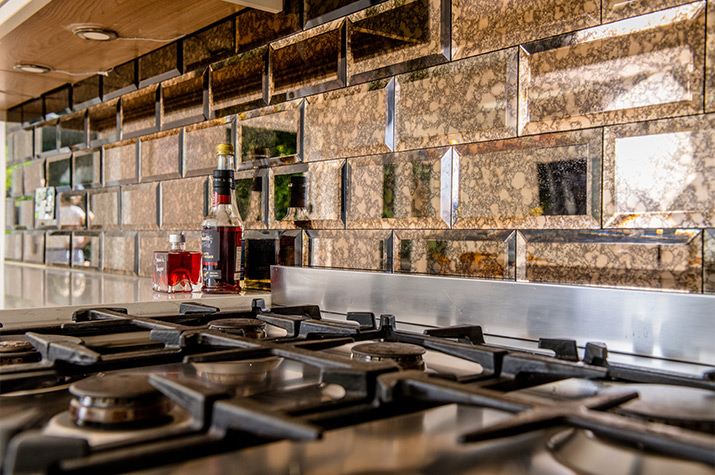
[13,63,51,74]
[72,26,118,41]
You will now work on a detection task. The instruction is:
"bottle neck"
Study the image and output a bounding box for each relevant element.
[212,192,231,206]
[170,242,186,251]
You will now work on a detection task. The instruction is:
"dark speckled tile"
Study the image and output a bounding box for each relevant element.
[36,122,58,154]
[184,117,234,177]
[603,114,715,228]
[138,43,181,88]
[22,231,44,264]
[73,149,101,189]
[705,229,715,293]
[348,148,450,229]
[603,0,694,22]
[210,47,267,118]
[59,112,86,150]
[103,139,137,185]
[73,75,102,111]
[5,233,23,261]
[236,168,267,229]
[517,229,703,292]
[347,0,449,85]
[72,232,100,269]
[394,230,515,279]
[306,230,391,271]
[184,17,235,72]
[88,99,119,146]
[162,71,206,128]
[103,61,137,101]
[305,80,392,161]
[140,129,181,182]
[121,183,159,231]
[519,3,706,135]
[88,187,119,231]
[236,0,301,53]
[453,0,599,60]
[102,232,136,275]
[238,100,302,167]
[455,129,602,230]
[395,48,518,151]
[45,232,71,266]
[44,85,71,119]
[707,0,715,113]
[122,86,159,137]
[137,231,201,277]
[161,176,207,230]
[23,159,45,192]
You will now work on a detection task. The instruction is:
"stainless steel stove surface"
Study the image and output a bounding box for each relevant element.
[0,279,713,474]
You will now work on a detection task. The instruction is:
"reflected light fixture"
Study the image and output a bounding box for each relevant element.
[13,63,52,74]
[72,26,118,41]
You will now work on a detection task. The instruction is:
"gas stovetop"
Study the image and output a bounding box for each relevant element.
[0,298,713,475]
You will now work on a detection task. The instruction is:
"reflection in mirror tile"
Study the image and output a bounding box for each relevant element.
[5,233,23,261]
[5,264,24,302]
[210,47,267,118]
[45,233,71,266]
[22,266,45,307]
[519,3,706,135]
[278,230,308,268]
[9,165,23,197]
[348,148,449,229]
[103,233,137,275]
[70,271,101,306]
[122,86,159,137]
[603,0,693,22]
[59,113,86,149]
[23,160,45,192]
[161,177,207,230]
[348,0,449,84]
[162,71,206,127]
[184,17,235,71]
[140,130,181,182]
[304,0,372,27]
[121,183,159,231]
[37,122,58,154]
[72,232,100,269]
[74,149,101,188]
[456,129,601,229]
[184,118,234,176]
[452,0,598,60]
[707,1,715,113]
[305,80,392,161]
[88,100,118,145]
[235,169,266,229]
[17,199,34,230]
[6,198,17,229]
[236,0,301,53]
[45,270,72,306]
[47,155,72,188]
[395,48,518,151]
[394,230,515,279]
[307,230,391,271]
[14,128,33,159]
[244,230,280,290]
[705,229,714,293]
[23,97,43,125]
[73,75,101,110]
[89,188,119,230]
[44,85,71,118]
[58,191,87,230]
[238,101,301,166]
[104,61,137,100]
[104,140,137,185]
[517,229,703,292]
[102,275,139,303]
[138,43,180,87]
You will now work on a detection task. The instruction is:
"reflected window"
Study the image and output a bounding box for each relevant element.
[241,126,298,161]
[274,173,303,220]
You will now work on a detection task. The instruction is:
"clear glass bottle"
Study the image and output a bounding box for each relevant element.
[201,144,243,294]
[152,233,202,293]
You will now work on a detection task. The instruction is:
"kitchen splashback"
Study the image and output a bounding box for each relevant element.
[4,0,714,294]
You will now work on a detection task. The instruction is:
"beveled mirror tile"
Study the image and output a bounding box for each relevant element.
[271,160,344,229]
[455,129,601,230]
[244,230,280,290]
[138,43,181,88]
[45,232,71,266]
[73,149,101,189]
[236,0,301,53]
[305,80,392,161]
[23,97,43,126]
[238,100,302,167]
[9,165,24,197]
[59,112,86,150]
[72,232,100,269]
[23,159,45,193]
[120,183,159,230]
[7,105,22,127]
[17,198,34,230]
[46,154,72,188]
[184,117,234,177]
[6,198,17,229]
[707,0,715,113]
[102,232,137,275]
[306,230,391,271]
[516,229,703,292]
[14,128,33,159]
[5,233,23,261]
[705,229,714,293]
[89,188,119,231]
[22,231,45,264]
[270,20,345,102]
[162,71,206,128]
[37,122,58,154]
[103,140,137,185]
[394,230,515,279]
[277,230,309,267]
[88,99,119,146]
[138,231,201,277]
[210,47,267,118]
[58,191,87,230]
[140,129,181,182]
[236,169,267,229]
[73,75,101,111]
[44,85,71,120]
[603,0,694,22]
[395,48,518,151]
[348,0,449,84]
[103,60,137,100]
[348,148,450,229]
[519,3,706,135]
[453,0,599,61]
[604,114,715,228]
[304,0,376,28]
[184,17,235,72]
[161,177,207,230]
[122,86,159,137]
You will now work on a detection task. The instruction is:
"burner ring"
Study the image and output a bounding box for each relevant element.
[0,338,33,353]
[351,342,426,370]
[208,318,266,338]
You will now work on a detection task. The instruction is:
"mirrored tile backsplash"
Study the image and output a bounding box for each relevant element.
[5,1,714,293]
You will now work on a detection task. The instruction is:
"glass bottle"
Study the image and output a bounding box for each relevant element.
[152,233,202,293]
[283,175,311,228]
[201,144,243,293]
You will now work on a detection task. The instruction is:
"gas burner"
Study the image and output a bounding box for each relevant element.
[601,384,715,432]
[351,342,426,370]
[0,336,39,365]
[192,356,282,386]
[549,428,713,475]
[69,373,172,427]
[208,318,267,338]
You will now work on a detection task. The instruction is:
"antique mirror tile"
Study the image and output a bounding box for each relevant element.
[37,122,58,154]
[456,129,602,229]
[138,43,181,88]
[88,100,119,146]
[304,0,379,28]
[705,229,714,293]
[72,75,102,111]
[44,85,71,119]
[519,3,707,135]
[603,0,695,22]
[210,47,267,118]
[103,61,137,100]
[184,17,235,72]
[395,48,518,151]
[394,230,515,279]
[88,188,120,231]
[6,198,17,230]
[236,168,267,229]
[23,159,45,193]
[347,148,451,229]
[138,231,201,277]
[347,0,449,84]
[73,149,101,189]
[5,233,23,261]
[122,86,160,138]
[162,71,206,128]
[57,191,87,230]
[236,0,301,53]
[307,230,391,271]
[160,177,208,230]
[707,0,715,113]
[603,114,715,228]
[22,231,45,264]
[516,229,703,292]
[14,128,33,159]
[120,183,159,230]
[17,198,34,230]
[23,97,43,125]
[72,232,100,269]
[140,130,181,182]
[45,233,71,266]
[243,230,281,290]
[103,140,137,185]
[102,232,137,274]
[305,79,392,161]
[46,154,72,189]
[453,0,599,60]
[238,101,302,168]
[184,117,235,177]
[59,112,86,150]
[9,165,23,197]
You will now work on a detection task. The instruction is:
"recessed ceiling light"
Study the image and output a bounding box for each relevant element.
[72,26,118,41]
[13,63,52,74]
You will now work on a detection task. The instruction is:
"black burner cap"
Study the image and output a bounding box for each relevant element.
[352,342,426,358]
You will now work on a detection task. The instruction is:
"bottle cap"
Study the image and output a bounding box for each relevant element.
[169,233,185,243]
[217,143,234,154]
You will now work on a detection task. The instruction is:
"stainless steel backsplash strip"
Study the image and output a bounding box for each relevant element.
[271,266,715,366]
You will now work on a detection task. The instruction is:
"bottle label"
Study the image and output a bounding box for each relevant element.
[201,229,222,280]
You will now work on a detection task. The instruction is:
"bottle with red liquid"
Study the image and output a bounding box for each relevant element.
[152,233,202,293]
[201,144,243,293]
